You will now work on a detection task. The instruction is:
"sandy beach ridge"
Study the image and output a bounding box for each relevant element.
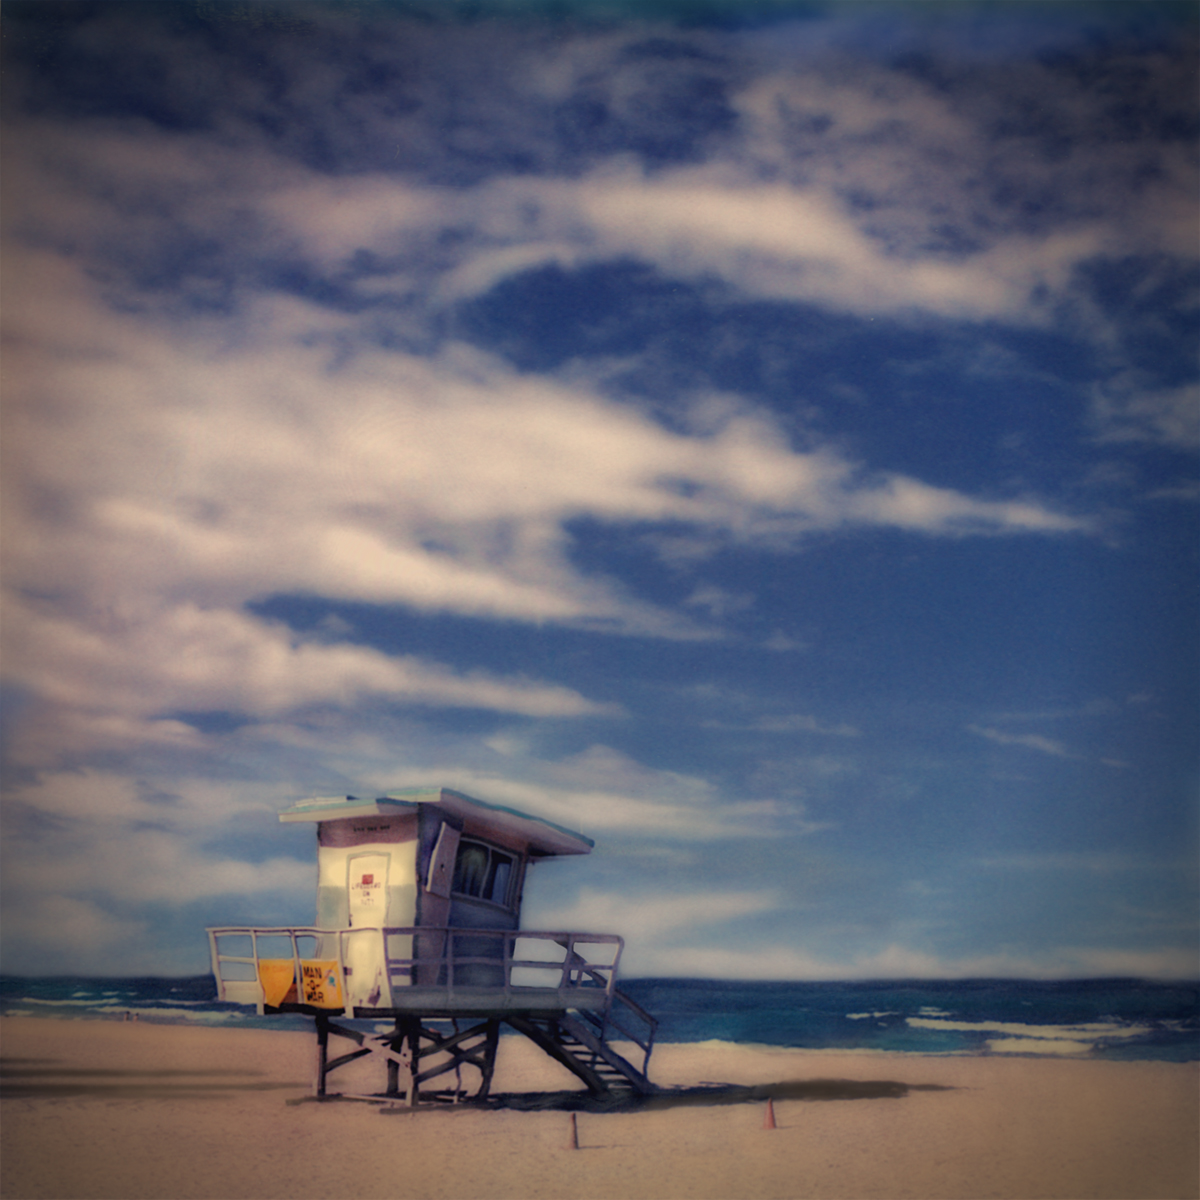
[2,1017,1197,1200]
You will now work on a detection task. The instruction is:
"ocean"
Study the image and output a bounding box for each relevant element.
[2,975,1195,1062]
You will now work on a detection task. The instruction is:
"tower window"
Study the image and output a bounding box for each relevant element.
[452,840,517,907]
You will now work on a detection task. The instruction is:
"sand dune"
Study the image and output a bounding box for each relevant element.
[2,1017,1196,1200]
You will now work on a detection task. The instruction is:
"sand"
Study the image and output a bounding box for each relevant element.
[1,1017,1196,1200]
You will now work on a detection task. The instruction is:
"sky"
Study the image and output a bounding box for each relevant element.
[1,0,1196,982]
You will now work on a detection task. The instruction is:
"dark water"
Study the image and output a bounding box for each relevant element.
[2,975,1196,1061]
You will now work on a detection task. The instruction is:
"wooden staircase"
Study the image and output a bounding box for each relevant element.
[506,1004,656,1096]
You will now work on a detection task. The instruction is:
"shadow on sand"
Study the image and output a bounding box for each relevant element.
[0,1059,308,1100]
[380,1078,953,1114]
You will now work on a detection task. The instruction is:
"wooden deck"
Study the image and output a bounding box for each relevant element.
[208,925,625,1016]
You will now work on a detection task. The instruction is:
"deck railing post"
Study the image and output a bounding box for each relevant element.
[251,929,263,1014]
[504,931,513,1000]
[291,930,303,1009]
[338,929,353,1018]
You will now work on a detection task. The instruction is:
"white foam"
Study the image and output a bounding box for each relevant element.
[16,996,104,1007]
[906,1017,1146,1041]
[88,1005,241,1022]
[986,1037,1094,1056]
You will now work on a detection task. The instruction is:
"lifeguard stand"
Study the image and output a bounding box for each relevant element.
[208,788,656,1104]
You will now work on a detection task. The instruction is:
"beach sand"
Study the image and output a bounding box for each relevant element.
[2,1017,1196,1200]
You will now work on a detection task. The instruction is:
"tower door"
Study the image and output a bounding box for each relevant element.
[345,852,392,1009]
[348,853,390,927]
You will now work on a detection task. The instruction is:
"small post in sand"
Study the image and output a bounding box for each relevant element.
[568,1112,580,1149]
[763,1097,777,1129]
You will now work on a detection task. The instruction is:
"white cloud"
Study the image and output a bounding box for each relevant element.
[4,596,611,743]
[529,886,779,944]
[968,725,1076,759]
[1092,376,1200,450]
[628,941,1199,982]
[358,743,807,840]
[255,159,1113,324]
[3,831,310,907]
[8,769,300,830]
[2,244,1085,773]
[703,713,860,737]
[0,896,150,977]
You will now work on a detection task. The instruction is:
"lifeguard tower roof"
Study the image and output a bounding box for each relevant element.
[278,786,594,858]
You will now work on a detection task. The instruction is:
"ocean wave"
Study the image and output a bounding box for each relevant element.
[88,1005,243,1022]
[906,1015,1158,1054]
[986,1037,1094,1056]
[907,1017,1149,1040]
[14,996,109,1007]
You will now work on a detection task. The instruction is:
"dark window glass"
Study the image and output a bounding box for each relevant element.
[452,842,517,908]
[486,854,513,905]
[452,842,489,898]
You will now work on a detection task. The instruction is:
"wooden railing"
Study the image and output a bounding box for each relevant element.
[207,926,626,1015]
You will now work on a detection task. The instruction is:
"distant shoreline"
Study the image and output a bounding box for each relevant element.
[4,974,1195,1062]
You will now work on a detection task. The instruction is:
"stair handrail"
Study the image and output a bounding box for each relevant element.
[606,987,658,1075]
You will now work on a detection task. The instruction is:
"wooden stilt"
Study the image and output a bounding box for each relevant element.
[402,1017,422,1107]
[308,1002,650,1106]
[476,1019,500,1100]
[315,1014,329,1097]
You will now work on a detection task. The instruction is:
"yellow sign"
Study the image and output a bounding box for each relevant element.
[300,960,344,1009]
[257,959,298,1008]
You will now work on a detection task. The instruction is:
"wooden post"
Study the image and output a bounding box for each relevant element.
[403,1017,422,1107]
[315,1014,330,1097]
[567,1112,579,1150]
[386,1018,403,1097]
[477,1019,500,1100]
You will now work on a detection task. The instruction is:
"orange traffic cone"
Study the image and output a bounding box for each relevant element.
[568,1112,579,1149]
[763,1098,777,1129]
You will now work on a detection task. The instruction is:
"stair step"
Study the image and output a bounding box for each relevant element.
[510,1014,651,1096]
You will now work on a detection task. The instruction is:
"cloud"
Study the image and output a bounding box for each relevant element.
[0,896,150,977]
[704,713,860,737]
[4,596,612,762]
[1092,376,1200,450]
[968,725,1075,758]
[629,941,1199,982]
[530,885,779,944]
[2,242,1086,776]
[975,852,1179,875]
[357,743,817,840]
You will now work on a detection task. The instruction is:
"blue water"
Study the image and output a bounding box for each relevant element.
[2,975,1196,1061]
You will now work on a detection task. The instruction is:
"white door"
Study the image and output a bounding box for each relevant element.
[345,853,391,1009]
[348,853,389,927]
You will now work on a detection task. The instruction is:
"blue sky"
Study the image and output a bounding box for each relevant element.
[1,0,1196,981]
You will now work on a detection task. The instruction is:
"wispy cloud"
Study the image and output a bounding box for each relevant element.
[968,725,1075,759]
[3,244,1087,777]
[1092,375,1200,450]
[704,713,860,737]
[623,941,1200,982]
